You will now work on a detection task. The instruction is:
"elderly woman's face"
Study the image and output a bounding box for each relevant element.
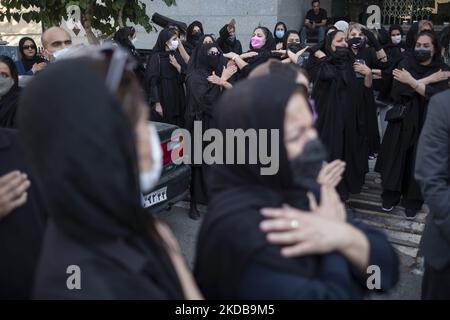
[284,93,317,160]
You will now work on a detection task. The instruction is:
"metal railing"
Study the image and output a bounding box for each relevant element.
[382,0,433,25]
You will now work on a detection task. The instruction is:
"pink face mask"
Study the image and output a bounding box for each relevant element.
[251,36,265,49]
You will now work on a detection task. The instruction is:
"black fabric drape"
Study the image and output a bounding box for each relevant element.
[375,55,450,204]
[311,32,369,199]
[0,87,21,128]
[0,128,47,299]
[217,24,243,55]
[18,59,184,299]
[195,75,321,299]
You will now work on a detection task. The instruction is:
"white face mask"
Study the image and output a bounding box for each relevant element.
[52,47,71,61]
[391,35,402,45]
[139,123,163,194]
[0,77,14,97]
[169,40,179,51]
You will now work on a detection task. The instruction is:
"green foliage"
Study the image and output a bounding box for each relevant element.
[0,0,176,36]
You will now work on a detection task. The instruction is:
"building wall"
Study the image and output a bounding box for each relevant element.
[134,0,306,50]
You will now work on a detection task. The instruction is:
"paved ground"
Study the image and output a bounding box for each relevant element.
[159,204,423,300]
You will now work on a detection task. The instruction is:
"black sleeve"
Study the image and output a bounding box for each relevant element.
[188,75,219,114]
[238,253,363,299]
[144,54,161,105]
[235,41,243,55]
[350,222,400,292]
[321,9,328,21]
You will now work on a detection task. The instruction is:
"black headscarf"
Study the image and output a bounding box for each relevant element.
[273,22,288,43]
[189,43,222,72]
[0,55,20,128]
[282,30,300,51]
[385,25,405,48]
[307,25,338,55]
[17,59,183,299]
[152,28,178,53]
[18,37,46,72]
[249,26,275,52]
[406,22,419,51]
[195,75,319,299]
[186,21,204,45]
[187,35,224,75]
[324,30,354,65]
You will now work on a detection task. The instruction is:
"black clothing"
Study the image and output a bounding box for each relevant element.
[186,43,224,205]
[239,27,276,79]
[183,21,204,55]
[351,46,384,155]
[146,28,187,127]
[18,59,184,299]
[380,38,407,101]
[415,89,450,299]
[195,75,399,299]
[0,86,21,128]
[305,8,327,24]
[310,32,369,200]
[217,25,243,55]
[375,56,450,210]
[0,128,46,299]
[422,262,450,300]
[273,22,288,47]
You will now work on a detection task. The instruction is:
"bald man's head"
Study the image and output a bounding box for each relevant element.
[42,27,73,61]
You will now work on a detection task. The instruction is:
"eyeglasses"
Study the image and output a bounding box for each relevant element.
[57,43,136,93]
[23,45,36,50]
[208,51,220,56]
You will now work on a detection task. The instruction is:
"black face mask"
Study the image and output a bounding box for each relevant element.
[348,37,366,49]
[414,48,433,62]
[287,42,304,54]
[207,54,220,70]
[192,32,202,41]
[335,46,349,58]
[289,139,328,190]
[226,35,236,45]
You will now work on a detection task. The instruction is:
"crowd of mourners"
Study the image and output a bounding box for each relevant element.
[1,0,450,300]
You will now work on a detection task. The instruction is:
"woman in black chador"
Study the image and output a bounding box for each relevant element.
[185,43,235,219]
[310,30,369,202]
[145,28,187,127]
[194,75,399,299]
[18,56,202,299]
[375,31,450,219]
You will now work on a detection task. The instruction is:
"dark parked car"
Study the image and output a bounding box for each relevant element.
[142,121,191,213]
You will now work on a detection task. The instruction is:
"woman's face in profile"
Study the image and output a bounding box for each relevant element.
[284,93,317,160]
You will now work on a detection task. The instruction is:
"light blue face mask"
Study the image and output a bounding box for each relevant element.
[275,30,285,39]
[0,77,14,97]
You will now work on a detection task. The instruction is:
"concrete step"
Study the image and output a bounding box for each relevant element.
[353,209,425,234]
[349,198,428,223]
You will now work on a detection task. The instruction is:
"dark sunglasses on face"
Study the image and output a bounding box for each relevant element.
[208,51,220,56]
[23,45,36,50]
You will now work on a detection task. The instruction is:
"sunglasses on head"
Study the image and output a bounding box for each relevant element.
[23,45,36,50]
